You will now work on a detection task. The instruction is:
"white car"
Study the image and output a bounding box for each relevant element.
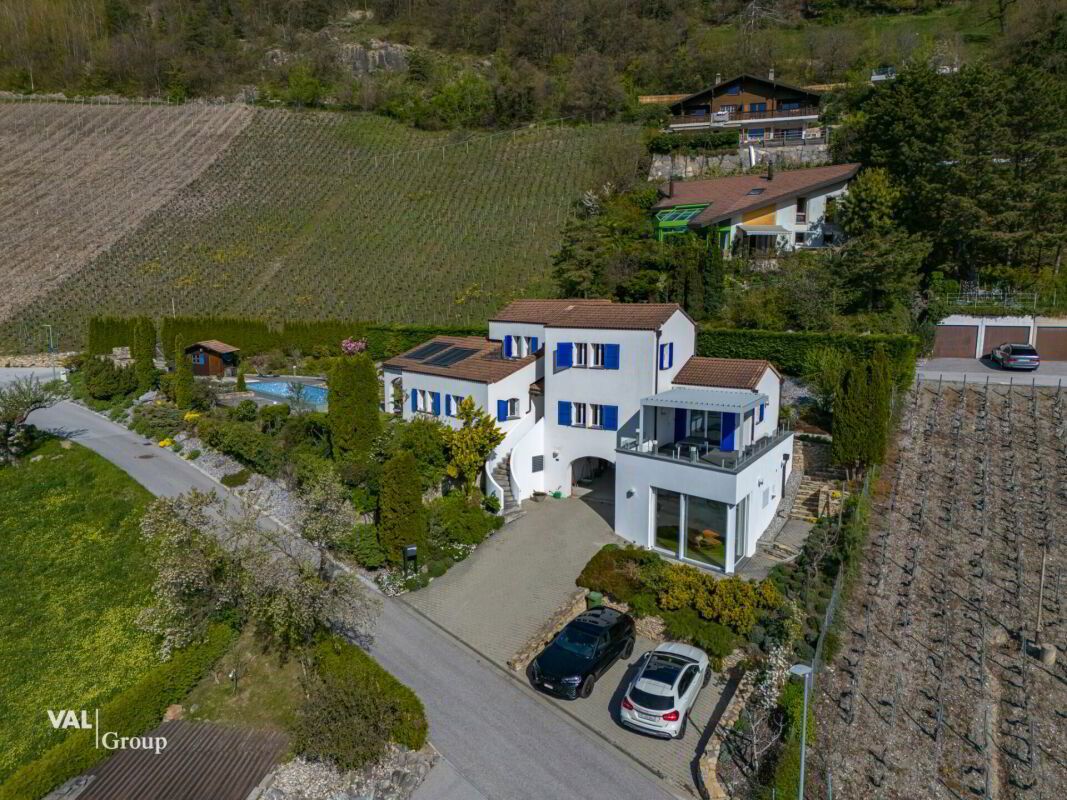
[619,643,710,739]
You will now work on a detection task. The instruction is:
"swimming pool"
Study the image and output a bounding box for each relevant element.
[248,380,328,408]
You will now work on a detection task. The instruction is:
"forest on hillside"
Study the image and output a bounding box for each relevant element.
[2,0,1051,127]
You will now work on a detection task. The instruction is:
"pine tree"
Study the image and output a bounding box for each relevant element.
[328,354,382,461]
[173,334,194,409]
[378,451,426,565]
[235,364,247,392]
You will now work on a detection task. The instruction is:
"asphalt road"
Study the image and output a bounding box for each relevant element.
[918,357,1067,387]
[10,378,676,800]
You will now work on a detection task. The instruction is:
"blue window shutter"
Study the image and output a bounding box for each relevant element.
[668,343,674,368]
[431,392,441,416]
[410,390,417,413]
[603,405,618,431]
[658,344,665,370]
[497,400,508,422]
[445,395,452,416]
[674,408,687,441]
[504,335,513,359]
[556,342,573,369]
[531,336,538,354]
[758,403,765,422]
[558,400,571,426]
[721,412,737,450]
[604,343,620,370]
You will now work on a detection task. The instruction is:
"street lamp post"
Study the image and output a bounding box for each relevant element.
[42,324,56,381]
[789,663,813,800]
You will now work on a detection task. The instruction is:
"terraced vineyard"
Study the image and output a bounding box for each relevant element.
[0,100,641,351]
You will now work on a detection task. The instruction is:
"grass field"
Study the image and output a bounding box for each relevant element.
[0,439,155,781]
[0,105,641,352]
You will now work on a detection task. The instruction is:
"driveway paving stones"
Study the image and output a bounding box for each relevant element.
[404,493,619,664]
[403,492,729,796]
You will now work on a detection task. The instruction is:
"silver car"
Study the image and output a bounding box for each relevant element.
[619,643,710,739]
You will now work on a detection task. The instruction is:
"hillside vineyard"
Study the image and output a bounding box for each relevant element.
[0,100,640,352]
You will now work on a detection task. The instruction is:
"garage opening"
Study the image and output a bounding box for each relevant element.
[932,325,978,358]
[1036,327,1067,361]
[571,456,614,526]
[982,325,1030,356]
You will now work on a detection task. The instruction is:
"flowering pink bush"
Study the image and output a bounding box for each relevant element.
[341,337,368,355]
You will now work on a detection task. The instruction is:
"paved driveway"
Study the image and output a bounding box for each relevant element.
[919,357,1067,387]
[404,485,727,797]
[405,491,620,664]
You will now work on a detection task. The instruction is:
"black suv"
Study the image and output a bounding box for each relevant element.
[530,607,636,699]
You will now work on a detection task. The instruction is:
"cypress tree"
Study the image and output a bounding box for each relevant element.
[133,317,157,394]
[378,451,426,565]
[831,360,865,474]
[327,354,381,461]
[173,334,194,409]
[866,347,894,466]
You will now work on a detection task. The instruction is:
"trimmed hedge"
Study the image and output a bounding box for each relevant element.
[86,316,489,362]
[0,624,235,800]
[697,327,918,383]
[647,129,739,155]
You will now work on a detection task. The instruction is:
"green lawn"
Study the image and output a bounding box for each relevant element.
[184,627,303,735]
[0,440,156,781]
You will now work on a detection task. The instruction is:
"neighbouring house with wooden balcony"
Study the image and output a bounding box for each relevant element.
[651,162,860,257]
[666,71,824,146]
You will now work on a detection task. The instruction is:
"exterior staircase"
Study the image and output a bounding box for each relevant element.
[789,439,847,522]
[491,454,525,524]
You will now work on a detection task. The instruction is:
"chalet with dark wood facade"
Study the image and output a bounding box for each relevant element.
[668,72,822,146]
[185,340,239,377]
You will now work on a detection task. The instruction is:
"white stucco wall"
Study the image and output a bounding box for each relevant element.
[486,361,539,437]
[614,433,793,573]
[399,372,487,429]
[542,327,659,495]
[509,417,546,499]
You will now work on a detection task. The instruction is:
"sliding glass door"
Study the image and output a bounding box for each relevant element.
[653,487,729,571]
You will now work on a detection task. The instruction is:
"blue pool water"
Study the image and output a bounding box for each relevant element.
[249,380,328,408]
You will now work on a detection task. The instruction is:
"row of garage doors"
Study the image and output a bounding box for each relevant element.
[933,324,1067,359]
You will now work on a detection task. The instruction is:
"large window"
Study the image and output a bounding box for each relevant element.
[687,410,723,445]
[572,402,587,426]
[655,489,682,554]
[574,342,587,367]
[685,496,728,570]
[591,343,606,368]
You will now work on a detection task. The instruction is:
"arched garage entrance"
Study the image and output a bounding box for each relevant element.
[570,456,614,526]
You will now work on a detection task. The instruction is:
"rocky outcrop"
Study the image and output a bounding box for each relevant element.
[648,152,743,181]
[336,39,412,76]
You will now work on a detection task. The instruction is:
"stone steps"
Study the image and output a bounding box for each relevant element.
[492,456,524,523]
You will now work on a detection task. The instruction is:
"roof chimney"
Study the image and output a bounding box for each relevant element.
[768,67,775,81]
[715,72,722,85]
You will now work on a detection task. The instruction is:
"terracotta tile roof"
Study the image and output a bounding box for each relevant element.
[492,299,686,330]
[653,163,861,227]
[669,73,822,112]
[383,336,536,384]
[187,339,240,354]
[673,356,780,390]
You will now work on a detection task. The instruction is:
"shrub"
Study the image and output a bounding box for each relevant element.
[656,562,709,611]
[129,403,183,441]
[259,403,290,434]
[393,417,448,491]
[82,356,137,401]
[231,399,258,422]
[293,637,427,771]
[626,592,659,619]
[186,449,201,460]
[661,608,737,658]
[482,493,501,514]
[198,418,282,477]
[220,469,251,487]
[646,129,739,154]
[427,559,451,578]
[345,523,387,569]
[0,625,233,800]
[427,493,498,548]
[576,545,661,603]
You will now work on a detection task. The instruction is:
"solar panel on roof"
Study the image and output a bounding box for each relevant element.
[425,347,477,367]
[407,342,450,361]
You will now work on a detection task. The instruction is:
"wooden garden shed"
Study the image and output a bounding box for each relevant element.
[185,340,239,377]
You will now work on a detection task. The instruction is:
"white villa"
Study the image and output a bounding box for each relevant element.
[382,300,794,574]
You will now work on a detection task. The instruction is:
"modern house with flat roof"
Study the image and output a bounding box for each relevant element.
[382,300,794,574]
[652,162,860,257]
[667,72,823,146]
